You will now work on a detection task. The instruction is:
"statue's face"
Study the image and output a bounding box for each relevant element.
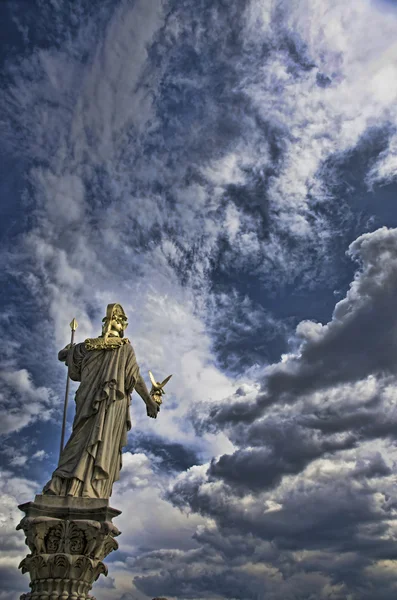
[102,309,128,337]
[111,313,128,334]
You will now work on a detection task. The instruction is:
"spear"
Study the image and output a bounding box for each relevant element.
[59,318,78,461]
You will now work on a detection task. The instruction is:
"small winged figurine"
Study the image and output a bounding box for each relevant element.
[149,370,172,407]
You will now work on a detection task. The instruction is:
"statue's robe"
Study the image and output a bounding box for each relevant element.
[44,341,141,499]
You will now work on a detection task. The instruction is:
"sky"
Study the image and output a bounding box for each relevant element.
[1,0,397,599]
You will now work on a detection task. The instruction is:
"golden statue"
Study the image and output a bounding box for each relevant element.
[43,304,171,499]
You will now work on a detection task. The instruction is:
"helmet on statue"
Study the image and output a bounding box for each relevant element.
[102,303,128,339]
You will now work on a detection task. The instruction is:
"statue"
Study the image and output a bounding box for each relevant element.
[42,303,170,499]
[17,303,173,599]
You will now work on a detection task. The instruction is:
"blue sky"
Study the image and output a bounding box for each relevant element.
[2,1,397,599]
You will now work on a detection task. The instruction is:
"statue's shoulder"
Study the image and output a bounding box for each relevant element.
[58,341,86,365]
[84,337,131,352]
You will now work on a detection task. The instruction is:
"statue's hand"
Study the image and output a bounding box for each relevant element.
[58,343,75,362]
[146,396,159,419]
[150,391,163,406]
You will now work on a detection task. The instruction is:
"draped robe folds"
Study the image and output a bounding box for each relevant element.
[43,341,141,499]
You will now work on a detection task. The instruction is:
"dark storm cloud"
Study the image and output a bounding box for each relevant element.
[164,227,397,599]
[169,456,396,561]
[350,452,391,479]
[133,547,267,600]
[127,434,200,472]
[178,228,397,529]
[135,485,397,600]
[133,502,397,600]
[201,227,397,430]
[192,527,279,566]
[207,420,357,494]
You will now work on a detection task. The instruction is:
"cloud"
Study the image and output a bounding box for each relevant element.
[203,227,397,431]
[165,442,397,597]
[9,455,28,467]
[0,470,40,599]
[163,227,397,598]
[133,546,272,600]
[127,433,200,473]
[31,449,48,461]
[0,369,55,435]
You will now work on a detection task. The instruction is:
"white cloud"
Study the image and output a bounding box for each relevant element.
[9,455,27,467]
[31,450,48,461]
[0,471,37,556]
[0,471,40,597]
[202,151,251,187]
[0,369,55,435]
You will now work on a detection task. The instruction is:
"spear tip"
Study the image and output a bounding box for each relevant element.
[70,318,78,331]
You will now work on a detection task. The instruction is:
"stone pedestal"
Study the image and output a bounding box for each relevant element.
[17,495,121,600]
